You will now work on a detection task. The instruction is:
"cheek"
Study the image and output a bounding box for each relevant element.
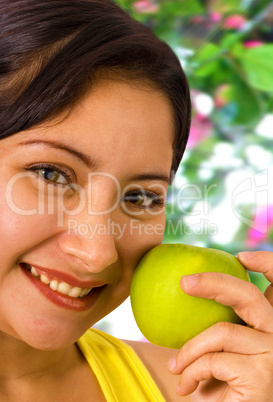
[116,214,166,276]
[0,181,58,259]
[0,211,57,260]
[4,175,64,215]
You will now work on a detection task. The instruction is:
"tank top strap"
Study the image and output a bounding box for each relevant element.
[77,328,166,402]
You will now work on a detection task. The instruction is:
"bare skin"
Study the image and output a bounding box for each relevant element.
[0,341,105,402]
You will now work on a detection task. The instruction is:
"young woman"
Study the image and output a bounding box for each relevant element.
[0,1,273,400]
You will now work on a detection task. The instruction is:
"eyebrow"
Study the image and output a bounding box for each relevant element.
[19,139,171,185]
[18,139,101,170]
[128,173,171,185]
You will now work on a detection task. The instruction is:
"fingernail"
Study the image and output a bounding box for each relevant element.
[237,252,254,260]
[167,357,176,371]
[182,274,199,289]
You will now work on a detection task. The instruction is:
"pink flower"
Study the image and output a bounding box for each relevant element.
[210,13,222,23]
[133,1,158,13]
[244,40,263,48]
[187,114,212,149]
[246,206,273,247]
[223,15,246,30]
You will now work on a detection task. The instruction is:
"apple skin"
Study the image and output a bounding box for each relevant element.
[130,244,250,349]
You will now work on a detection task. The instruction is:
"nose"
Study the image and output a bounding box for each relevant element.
[58,214,119,273]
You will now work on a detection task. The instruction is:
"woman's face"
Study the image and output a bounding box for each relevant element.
[0,79,174,350]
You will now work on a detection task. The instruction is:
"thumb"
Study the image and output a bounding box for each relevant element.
[237,251,273,279]
[238,251,273,304]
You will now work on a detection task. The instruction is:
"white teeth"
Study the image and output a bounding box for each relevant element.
[31,267,39,277]
[81,287,92,297]
[49,280,59,291]
[68,287,82,298]
[40,274,50,285]
[28,265,93,298]
[58,282,72,295]
[80,288,87,298]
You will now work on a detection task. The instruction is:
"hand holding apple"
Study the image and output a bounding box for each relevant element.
[130,244,250,349]
[166,251,273,400]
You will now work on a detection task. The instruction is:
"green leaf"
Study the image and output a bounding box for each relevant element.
[210,0,241,13]
[211,58,264,127]
[160,0,205,16]
[222,34,245,53]
[194,43,222,61]
[229,80,262,126]
[191,43,222,77]
[114,0,134,13]
[239,45,273,92]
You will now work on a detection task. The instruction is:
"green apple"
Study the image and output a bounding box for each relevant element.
[130,244,250,349]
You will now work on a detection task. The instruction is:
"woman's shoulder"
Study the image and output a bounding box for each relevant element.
[124,339,191,402]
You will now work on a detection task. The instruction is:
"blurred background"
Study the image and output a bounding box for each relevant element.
[96,0,273,340]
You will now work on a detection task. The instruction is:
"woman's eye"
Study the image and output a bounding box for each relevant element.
[26,163,74,186]
[122,190,165,210]
[37,168,68,184]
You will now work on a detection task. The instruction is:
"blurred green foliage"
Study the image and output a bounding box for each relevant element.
[114,0,273,291]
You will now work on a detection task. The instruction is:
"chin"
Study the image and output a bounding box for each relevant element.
[7,318,89,351]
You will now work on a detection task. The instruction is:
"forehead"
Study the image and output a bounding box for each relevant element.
[4,79,174,176]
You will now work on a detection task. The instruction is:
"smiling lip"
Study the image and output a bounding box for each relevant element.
[21,262,105,288]
[20,263,107,312]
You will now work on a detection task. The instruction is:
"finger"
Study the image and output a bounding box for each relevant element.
[238,251,273,304]
[264,284,273,305]
[237,251,273,283]
[168,321,271,375]
[180,272,273,332]
[177,352,254,396]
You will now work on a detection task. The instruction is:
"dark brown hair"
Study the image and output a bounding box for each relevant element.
[0,0,191,172]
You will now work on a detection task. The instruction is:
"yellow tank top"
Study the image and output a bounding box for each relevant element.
[77,328,166,402]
